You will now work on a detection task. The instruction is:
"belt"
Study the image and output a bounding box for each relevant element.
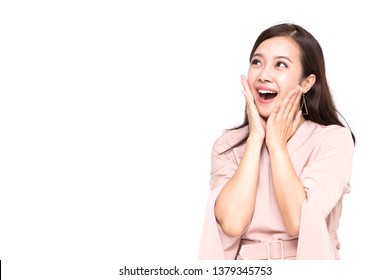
[237,239,298,260]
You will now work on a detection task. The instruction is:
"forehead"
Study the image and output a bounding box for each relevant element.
[254,36,301,61]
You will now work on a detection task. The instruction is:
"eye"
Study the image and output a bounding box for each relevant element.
[251,59,262,66]
[276,61,288,68]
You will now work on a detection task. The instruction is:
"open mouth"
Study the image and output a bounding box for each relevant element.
[258,89,278,101]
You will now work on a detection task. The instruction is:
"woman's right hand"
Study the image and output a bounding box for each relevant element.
[215,76,265,237]
[241,75,266,140]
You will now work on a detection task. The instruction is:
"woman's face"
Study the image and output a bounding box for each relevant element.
[247,36,303,119]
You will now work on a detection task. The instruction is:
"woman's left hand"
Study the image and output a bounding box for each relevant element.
[266,85,304,149]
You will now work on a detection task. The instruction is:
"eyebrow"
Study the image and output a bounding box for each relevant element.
[252,53,293,63]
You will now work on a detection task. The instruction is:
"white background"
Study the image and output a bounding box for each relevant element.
[1,0,389,279]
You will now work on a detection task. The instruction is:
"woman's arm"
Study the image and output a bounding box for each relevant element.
[214,76,265,237]
[266,86,306,236]
[214,135,263,237]
[268,144,306,236]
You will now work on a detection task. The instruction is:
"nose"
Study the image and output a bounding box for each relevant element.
[257,66,273,83]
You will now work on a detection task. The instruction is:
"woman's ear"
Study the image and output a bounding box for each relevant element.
[301,74,316,93]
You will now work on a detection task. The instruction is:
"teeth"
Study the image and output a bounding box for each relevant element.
[258,90,276,94]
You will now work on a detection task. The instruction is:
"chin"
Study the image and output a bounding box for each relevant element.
[258,112,271,120]
[257,106,273,120]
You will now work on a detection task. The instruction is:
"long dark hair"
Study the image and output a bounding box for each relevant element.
[226,23,355,151]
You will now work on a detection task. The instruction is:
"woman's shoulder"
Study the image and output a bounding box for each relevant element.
[301,121,354,146]
[212,126,249,154]
[306,121,351,136]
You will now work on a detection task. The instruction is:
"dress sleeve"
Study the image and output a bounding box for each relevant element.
[297,126,354,259]
[198,132,243,260]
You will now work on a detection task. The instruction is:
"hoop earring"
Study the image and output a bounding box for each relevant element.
[301,94,308,116]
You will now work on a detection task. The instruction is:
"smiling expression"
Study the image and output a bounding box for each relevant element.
[247,36,304,118]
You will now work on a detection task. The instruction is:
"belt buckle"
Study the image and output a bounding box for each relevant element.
[267,240,284,260]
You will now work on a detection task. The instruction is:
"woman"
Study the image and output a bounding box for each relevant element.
[198,23,355,260]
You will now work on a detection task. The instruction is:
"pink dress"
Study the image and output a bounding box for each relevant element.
[198,121,354,260]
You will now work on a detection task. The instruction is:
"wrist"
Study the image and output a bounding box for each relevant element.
[267,141,288,154]
[247,133,265,145]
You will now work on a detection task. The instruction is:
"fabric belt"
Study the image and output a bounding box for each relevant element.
[236,239,298,260]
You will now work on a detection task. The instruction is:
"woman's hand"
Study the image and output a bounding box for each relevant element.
[266,85,307,236]
[241,75,266,140]
[215,75,266,237]
[266,85,304,149]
